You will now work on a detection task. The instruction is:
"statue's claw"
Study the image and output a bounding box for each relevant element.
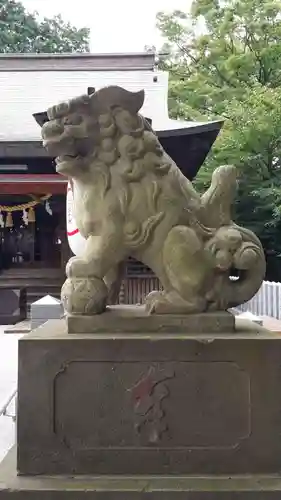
[145,290,206,315]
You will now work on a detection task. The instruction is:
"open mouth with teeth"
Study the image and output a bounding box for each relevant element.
[42,135,80,161]
[33,110,89,164]
[54,153,90,176]
[54,153,81,169]
[56,154,77,162]
[55,154,77,165]
[55,153,86,165]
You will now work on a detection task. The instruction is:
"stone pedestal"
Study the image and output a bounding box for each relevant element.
[1,315,281,499]
[16,318,281,476]
[1,447,281,499]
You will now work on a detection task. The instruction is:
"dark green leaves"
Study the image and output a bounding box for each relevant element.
[157,0,281,279]
[0,0,90,53]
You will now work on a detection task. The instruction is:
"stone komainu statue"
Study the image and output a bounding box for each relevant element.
[39,86,266,315]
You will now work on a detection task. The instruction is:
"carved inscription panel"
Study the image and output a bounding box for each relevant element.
[54,361,250,451]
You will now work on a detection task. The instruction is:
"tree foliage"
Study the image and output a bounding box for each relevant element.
[0,0,90,52]
[157,0,281,279]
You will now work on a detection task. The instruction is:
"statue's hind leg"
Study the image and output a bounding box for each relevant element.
[104,262,125,304]
[145,226,211,314]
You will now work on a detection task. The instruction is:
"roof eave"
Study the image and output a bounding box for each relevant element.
[156,119,224,137]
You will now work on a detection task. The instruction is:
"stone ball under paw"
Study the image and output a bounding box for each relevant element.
[61,277,108,315]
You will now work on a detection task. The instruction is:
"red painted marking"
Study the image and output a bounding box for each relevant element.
[67,229,79,236]
[132,375,153,401]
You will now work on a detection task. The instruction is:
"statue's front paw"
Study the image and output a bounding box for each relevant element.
[66,257,90,278]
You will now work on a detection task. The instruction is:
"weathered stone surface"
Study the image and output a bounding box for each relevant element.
[0,287,26,325]
[35,86,266,317]
[17,319,281,476]
[67,306,235,334]
[2,448,281,499]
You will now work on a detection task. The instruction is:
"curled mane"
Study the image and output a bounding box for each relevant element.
[92,106,171,195]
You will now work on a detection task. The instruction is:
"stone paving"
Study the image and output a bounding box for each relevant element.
[0,326,22,463]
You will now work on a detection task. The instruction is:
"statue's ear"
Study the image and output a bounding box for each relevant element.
[33,111,49,127]
[89,86,145,115]
[130,89,145,114]
[87,87,95,95]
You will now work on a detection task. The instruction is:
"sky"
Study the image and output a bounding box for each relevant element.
[21,0,192,52]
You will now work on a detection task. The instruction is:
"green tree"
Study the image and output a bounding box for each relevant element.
[157,0,281,280]
[0,0,90,52]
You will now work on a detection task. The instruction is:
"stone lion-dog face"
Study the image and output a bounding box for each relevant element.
[40,86,146,177]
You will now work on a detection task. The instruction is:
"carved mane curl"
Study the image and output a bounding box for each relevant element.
[92,106,171,186]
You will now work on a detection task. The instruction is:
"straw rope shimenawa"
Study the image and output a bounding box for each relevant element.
[0,194,52,227]
[0,194,51,213]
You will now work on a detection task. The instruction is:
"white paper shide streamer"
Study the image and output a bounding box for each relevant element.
[66,182,87,257]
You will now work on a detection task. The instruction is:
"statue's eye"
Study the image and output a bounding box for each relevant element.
[50,101,69,118]
[64,115,82,126]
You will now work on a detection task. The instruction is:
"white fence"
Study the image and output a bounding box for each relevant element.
[236,281,281,319]
[119,276,161,305]
[119,277,281,321]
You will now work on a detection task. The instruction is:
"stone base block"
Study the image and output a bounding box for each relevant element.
[31,294,63,330]
[66,306,235,334]
[1,448,281,499]
[17,319,281,476]
[0,287,26,325]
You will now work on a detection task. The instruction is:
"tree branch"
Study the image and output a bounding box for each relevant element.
[175,41,199,65]
[211,62,237,87]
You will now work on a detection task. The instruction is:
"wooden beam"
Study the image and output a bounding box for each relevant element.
[0,183,66,195]
[0,123,222,180]
[0,142,47,158]
[0,53,155,72]
[0,174,67,195]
